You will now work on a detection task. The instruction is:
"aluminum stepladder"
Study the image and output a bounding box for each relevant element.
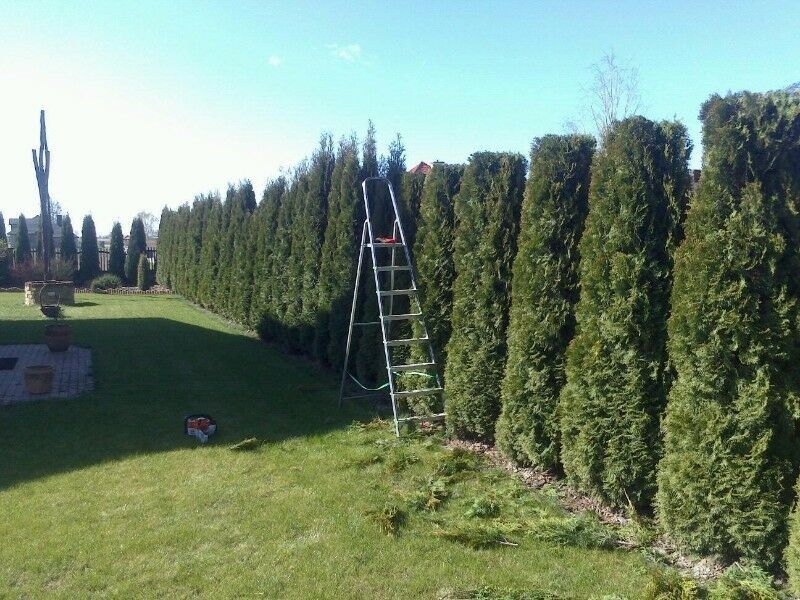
[338,176,445,436]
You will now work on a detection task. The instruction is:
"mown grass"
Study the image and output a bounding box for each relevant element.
[0,293,657,598]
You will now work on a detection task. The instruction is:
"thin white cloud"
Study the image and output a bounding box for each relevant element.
[268,55,282,68]
[327,43,363,63]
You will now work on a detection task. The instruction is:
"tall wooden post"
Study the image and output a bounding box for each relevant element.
[32,110,53,280]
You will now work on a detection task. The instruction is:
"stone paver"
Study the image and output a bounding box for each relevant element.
[0,344,93,406]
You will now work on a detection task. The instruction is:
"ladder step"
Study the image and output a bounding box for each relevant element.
[390,362,436,372]
[353,321,381,326]
[368,242,405,248]
[386,337,429,347]
[397,412,446,423]
[383,313,422,321]
[379,289,418,297]
[376,265,411,272]
[393,388,444,399]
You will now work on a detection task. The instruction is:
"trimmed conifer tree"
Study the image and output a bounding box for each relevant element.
[281,170,311,352]
[317,140,361,368]
[444,152,526,441]
[108,222,126,280]
[14,214,31,265]
[250,177,286,332]
[59,214,78,275]
[559,117,691,508]
[0,211,6,244]
[355,123,394,385]
[496,135,595,468]
[314,137,359,364]
[79,215,100,282]
[197,195,222,307]
[137,253,152,290]
[125,217,146,283]
[657,92,800,566]
[299,135,335,353]
[156,208,172,286]
[400,163,462,415]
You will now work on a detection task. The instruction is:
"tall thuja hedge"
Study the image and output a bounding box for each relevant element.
[402,162,462,414]
[59,214,78,271]
[298,135,335,352]
[444,152,526,441]
[197,196,222,307]
[125,217,146,283]
[14,215,31,264]
[109,222,126,280]
[222,182,256,319]
[281,168,311,351]
[250,177,285,331]
[315,138,360,366]
[79,215,100,281]
[657,92,800,566]
[0,211,6,244]
[496,135,595,469]
[559,117,691,508]
[354,123,386,385]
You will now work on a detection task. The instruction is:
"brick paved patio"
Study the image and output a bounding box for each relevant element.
[0,345,94,406]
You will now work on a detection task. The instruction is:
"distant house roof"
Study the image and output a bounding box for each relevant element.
[408,161,431,175]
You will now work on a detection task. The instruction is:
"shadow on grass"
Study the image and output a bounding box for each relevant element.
[0,315,378,491]
[71,301,100,307]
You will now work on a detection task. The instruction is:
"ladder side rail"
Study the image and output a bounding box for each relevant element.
[362,180,402,436]
[338,223,370,408]
[381,178,444,393]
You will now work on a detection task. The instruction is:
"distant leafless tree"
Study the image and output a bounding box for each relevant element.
[136,211,159,238]
[587,52,642,141]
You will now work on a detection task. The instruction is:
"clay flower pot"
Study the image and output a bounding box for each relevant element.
[24,365,55,395]
[45,323,72,352]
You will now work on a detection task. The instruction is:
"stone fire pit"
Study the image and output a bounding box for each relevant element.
[24,281,75,306]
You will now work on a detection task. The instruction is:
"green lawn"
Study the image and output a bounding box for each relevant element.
[0,293,654,599]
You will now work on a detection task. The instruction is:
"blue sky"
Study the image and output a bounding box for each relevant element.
[1,0,798,234]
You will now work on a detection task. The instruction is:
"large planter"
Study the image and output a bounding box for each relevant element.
[24,281,75,306]
[45,323,72,352]
[24,365,55,395]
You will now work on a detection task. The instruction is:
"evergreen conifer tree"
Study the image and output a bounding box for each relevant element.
[108,222,126,280]
[0,211,6,244]
[59,214,78,270]
[355,123,389,385]
[317,140,361,368]
[156,208,171,286]
[299,135,335,352]
[444,152,527,440]
[495,135,595,468]
[401,163,462,415]
[250,178,285,332]
[197,195,222,307]
[137,253,152,290]
[282,169,311,351]
[79,215,100,282]
[559,117,691,508]
[125,217,147,283]
[14,214,31,265]
[657,92,800,565]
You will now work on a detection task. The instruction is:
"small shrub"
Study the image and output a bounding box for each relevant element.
[90,274,121,292]
[367,503,406,536]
